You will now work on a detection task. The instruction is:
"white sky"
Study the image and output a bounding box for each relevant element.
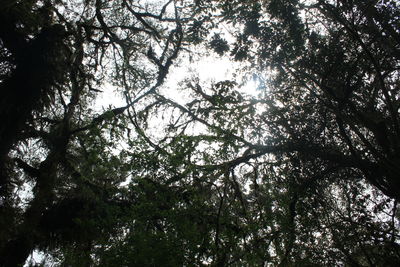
[95,54,260,110]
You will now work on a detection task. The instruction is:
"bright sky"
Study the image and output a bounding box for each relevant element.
[95,52,260,110]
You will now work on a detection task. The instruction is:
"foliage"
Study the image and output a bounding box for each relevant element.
[1,0,399,266]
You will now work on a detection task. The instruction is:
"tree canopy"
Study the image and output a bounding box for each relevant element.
[0,0,399,266]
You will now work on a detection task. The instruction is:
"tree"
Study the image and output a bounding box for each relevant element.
[1,0,399,266]
[111,0,399,264]
[0,0,187,265]
[217,0,400,200]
